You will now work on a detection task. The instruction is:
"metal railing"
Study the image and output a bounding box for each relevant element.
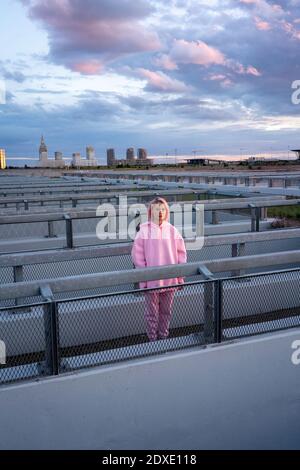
[1,228,300,296]
[76,171,300,188]
[0,184,148,197]
[1,248,300,300]
[0,196,294,253]
[0,188,206,211]
[1,264,300,385]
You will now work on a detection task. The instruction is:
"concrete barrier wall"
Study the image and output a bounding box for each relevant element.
[0,328,300,449]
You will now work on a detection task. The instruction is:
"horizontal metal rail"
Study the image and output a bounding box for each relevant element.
[0,185,151,197]
[0,188,206,206]
[70,170,300,183]
[0,179,119,190]
[0,227,299,267]
[0,194,284,217]
[0,197,295,225]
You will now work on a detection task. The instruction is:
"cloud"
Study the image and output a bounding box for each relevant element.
[6,0,300,158]
[169,39,226,67]
[0,63,26,83]
[71,60,104,75]
[137,68,190,92]
[155,39,261,77]
[254,16,272,30]
[153,54,178,70]
[240,0,300,39]
[19,0,161,73]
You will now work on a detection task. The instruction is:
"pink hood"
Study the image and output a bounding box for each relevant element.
[131,197,187,289]
[147,196,170,225]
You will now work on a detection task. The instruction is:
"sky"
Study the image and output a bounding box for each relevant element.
[0,0,300,163]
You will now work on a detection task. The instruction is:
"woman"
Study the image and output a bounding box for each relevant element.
[131,197,187,341]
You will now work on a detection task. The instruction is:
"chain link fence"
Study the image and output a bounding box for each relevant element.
[0,302,46,384]
[222,269,300,340]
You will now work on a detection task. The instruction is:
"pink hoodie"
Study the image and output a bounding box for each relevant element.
[131,197,187,289]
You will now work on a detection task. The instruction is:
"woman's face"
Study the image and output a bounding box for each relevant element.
[151,202,167,225]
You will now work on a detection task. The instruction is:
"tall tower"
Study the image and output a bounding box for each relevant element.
[126,147,135,162]
[39,135,48,161]
[138,148,147,160]
[107,148,116,167]
[0,149,6,169]
[55,151,63,161]
[72,152,81,166]
[86,145,95,161]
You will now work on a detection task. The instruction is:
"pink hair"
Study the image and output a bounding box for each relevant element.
[147,196,170,222]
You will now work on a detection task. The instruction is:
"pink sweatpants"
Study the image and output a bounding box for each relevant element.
[144,289,176,341]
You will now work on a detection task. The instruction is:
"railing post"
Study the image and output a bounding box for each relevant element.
[203,282,214,342]
[214,279,222,343]
[255,207,260,232]
[40,286,60,376]
[231,243,238,277]
[13,265,24,306]
[46,220,57,238]
[64,214,74,248]
[198,264,214,343]
[211,210,219,225]
[249,203,256,232]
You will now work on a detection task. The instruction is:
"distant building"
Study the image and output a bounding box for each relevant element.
[72,152,82,167]
[39,135,48,162]
[186,158,219,166]
[116,157,153,167]
[107,147,152,167]
[71,148,97,167]
[0,149,6,169]
[55,151,63,161]
[292,149,300,159]
[138,148,147,160]
[126,147,135,162]
[86,146,96,161]
[107,148,116,167]
[38,136,65,168]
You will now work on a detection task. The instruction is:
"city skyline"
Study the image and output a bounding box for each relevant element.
[0,0,300,158]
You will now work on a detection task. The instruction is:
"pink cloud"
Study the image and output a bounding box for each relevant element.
[137,68,189,93]
[159,39,261,78]
[72,60,103,75]
[246,65,261,76]
[153,54,178,71]
[240,0,300,40]
[254,16,272,30]
[280,19,300,40]
[207,74,233,88]
[20,0,162,74]
[240,0,285,17]
[170,39,226,67]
